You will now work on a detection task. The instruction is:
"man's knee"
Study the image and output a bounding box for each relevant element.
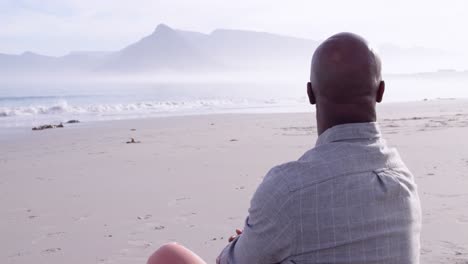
[158,242,180,253]
[149,242,207,264]
[147,242,181,264]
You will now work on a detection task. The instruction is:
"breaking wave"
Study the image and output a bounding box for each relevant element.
[0,99,254,117]
[0,96,310,128]
[0,98,310,117]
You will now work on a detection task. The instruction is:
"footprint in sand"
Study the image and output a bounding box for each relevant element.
[42,248,62,254]
[205,237,225,244]
[8,251,30,258]
[73,215,89,222]
[440,240,467,255]
[168,197,191,206]
[127,240,152,249]
[137,214,152,220]
[423,192,468,198]
[456,215,468,224]
[180,212,197,217]
[154,225,165,230]
[35,177,53,181]
[420,247,432,255]
[88,151,107,155]
[46,232,66,237]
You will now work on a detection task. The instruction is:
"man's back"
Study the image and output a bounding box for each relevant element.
[219,122,422,263]
[148,32,422,264]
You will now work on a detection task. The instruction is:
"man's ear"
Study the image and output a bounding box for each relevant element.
[376,81,385,103]
[307,82,316,105]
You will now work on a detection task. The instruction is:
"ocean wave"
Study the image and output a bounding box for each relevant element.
[0,99,255,118]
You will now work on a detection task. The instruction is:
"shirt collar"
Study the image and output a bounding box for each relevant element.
[315,122,382,147]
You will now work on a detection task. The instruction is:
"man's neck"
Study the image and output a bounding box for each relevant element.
[317,113,377,136]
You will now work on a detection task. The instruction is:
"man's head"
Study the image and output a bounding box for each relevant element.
[307,32,385,135]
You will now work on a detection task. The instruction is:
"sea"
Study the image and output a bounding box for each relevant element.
[1,74,468,129]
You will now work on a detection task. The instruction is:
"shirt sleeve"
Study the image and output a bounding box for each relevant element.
[217,167,297,264]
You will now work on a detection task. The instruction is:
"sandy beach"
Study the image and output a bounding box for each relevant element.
[1,99,468,264]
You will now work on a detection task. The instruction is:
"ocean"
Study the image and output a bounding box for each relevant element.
[0,80,311,128]
[1,74,467,129]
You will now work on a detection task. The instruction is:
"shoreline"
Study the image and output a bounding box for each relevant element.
[1,98,468,134]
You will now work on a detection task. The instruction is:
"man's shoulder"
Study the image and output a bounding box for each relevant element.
[263,140,407,193]
[250,160,320,216]
[263,154,326,193]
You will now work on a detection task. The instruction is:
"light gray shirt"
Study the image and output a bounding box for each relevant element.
[218,122,422,264]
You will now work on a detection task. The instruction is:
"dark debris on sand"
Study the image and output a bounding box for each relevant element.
[32,120,81,130]
[32,123,64,131]
[66,120,80,124]
[126,138,141,144]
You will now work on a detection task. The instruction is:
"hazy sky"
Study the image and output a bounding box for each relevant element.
[1,0,467,56]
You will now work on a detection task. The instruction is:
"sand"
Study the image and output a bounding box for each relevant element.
[1,99,468,264]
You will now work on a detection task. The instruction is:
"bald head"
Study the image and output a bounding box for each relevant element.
[307,32,385,134]
[310,32,382,102]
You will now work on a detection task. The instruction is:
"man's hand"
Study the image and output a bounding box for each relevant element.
[217,229,243,264]
[228,228,243,242]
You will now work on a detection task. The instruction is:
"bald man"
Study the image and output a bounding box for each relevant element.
[147,33,422,264]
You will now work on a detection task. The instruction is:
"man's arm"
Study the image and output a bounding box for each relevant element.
[217,168,297,263]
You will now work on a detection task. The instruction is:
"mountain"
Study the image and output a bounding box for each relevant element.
[101,24,320,73]
[208,29,315,69]
[0,24,319,75]
[0,23,466,76]
[0,52,57,73]
[101,24,218,72]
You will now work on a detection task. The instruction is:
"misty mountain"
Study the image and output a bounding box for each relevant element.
[101,24,218,72]
[101,24,320,73]
[0,52,57,73]
[178,27,317,70]
[0,23,465,76]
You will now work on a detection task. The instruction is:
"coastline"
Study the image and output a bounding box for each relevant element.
[1,99,468,263]
[1,98,468,132]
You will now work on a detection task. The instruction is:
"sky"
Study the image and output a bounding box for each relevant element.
[1,0,468,56]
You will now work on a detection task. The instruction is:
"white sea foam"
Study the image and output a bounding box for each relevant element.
[0,99,251,117]
[0,97,309,128]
